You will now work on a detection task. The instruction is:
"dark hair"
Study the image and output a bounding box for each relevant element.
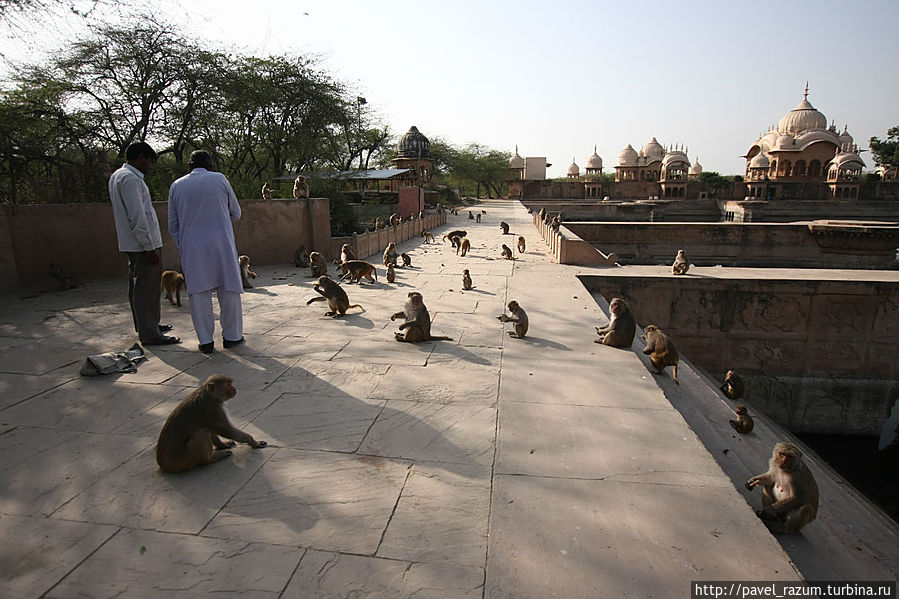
[125,142,157,161]
[189,150,214,169]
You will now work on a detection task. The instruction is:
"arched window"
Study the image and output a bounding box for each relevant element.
[782,160,792,177]
[770,160,777,176]
[796,160,806,176]
[850,187,857,198]
[836,187,843,198]
[809,160,821,177]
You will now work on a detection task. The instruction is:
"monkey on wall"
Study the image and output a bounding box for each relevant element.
[293,175,309,199]
[550,216,561,231]
[391,291,452,342]
[261,182,272,200]
[161,270,186,306]
[538,207,546,222]
[400,253,412,267]
[306,275,363,317]
[293,245,310,268]
[309,251,327,277]
[462,269,473,290]
[338,260,378,284]
[498,300,528,338]
[375,218,384,230]
[238,255,257,289]
[386,263,396,283]
[594,297,636,347]
[156,374,267,474]
[48,262,72,291]
[746,442,819,533]
[729,405,754,434]
[641,324,680,384]
[672,249,690,275]
[459,238,471,257]
[517,236,526,253]
[721,370,745,400]
[499,221,510,235]
[389,213,400,228]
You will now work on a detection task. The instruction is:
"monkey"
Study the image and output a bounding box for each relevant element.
[469,210,474,220]
[386,263,396,283]
[338,260,378,284]
[261,182,272,200]
[543,212,551,224]
[238,255,258,289]
[550,216,561,231]
[746,442,819,534]
[476,213,481,223]
[391,291,453,342]
[389,213,400,228]
[498,300,528,338]
[400,253,412,267]
[462,269,473,290]
[48,262,72,291]
[538,207,546,222]
[459,238,471,257]
[156,374,267,474]
[481,209,486,214]
[306,275,363,317]
[293,175,309,199]
[293,245,310,268]
[517,236,526,253]
[422,231,435,243]
[418,210,424,220]
[453,236,463,253]
[309,251,328,277]
[672,249,690,275]
[721,370,745,400]
[161,270,186,306]
[729,405,754,434]
[641,324,679,384]
[501,244,514,260]
[443,230,467,245]
[375,218,384,230]
[500,221,510,235]
[594,297,636,347]
[383,242,398,267]
[340,243,356,264]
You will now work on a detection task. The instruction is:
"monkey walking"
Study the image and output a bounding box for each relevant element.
[422,231,435,243]
[476,213,481,223]
[156,374,267,474]
[391,291,452,342]
[746,442,819,533]
[338,260,378,284]
[306,275,363,317]
[459,238,471,257]
[517,236,526,253]
[729,405,754,434]
[161,270,186,306]
[443,230,467,246]
[672,249,690,275]
[48,262,72,291]
[498,300,528,338]
[594,297,636,347]
[462,269,473,290]
[239,255,257,289]
[721,370,745,400]
[641,324,679,384]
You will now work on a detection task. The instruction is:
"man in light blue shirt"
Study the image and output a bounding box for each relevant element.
[109,142,180,346]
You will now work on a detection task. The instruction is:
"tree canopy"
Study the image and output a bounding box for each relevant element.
[429,139,510,199]
[869,126,899,168]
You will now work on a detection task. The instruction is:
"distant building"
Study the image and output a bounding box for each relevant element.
[391,126,434,190]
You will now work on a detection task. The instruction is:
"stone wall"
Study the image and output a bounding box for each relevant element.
[329,212,446,262]
[580,274,899,435]
[0,198,331,289]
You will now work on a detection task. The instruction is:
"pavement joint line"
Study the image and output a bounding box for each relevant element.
[373,463,413,556]
[40,526,123,599]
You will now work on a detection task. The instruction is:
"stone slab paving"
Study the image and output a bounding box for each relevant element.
[0,199,894,597]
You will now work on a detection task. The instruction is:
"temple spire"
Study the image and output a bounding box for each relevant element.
[803,81,809,100]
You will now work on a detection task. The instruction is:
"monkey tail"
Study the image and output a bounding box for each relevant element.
[373,269,378,281]
[348,304,365,313]
[306,297,326,305]
[672,363,680,385]
[427,335,453,341]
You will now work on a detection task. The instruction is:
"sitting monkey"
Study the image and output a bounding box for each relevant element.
[746,442,818,534]
[498,300,528,338]
[238,255,257,289]
[594,297,636,347]
[391,291,452,342]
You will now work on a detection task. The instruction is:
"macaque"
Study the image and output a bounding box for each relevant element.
[48,262,72,291]
[498,300,528,338]
[401,253,412,267]
[550,216,561,231]
[500,221,510,235]
[538,208,546,222]
[453,236,462,253]
[161,270,186,306]
[389,213,400,228]
[386,263,396,283]
[672,249,690,275]
[459,238,471,257]
[746,442,819,534]
[422,230,435,243]
[501,244,514,260]
[383,242,398,267]
[375,218,384,230]
[469,210,474,220]
[476,213,481,223]
[594,297,636,347]
[306,275,363,317]
[340,243,355,264]
[418,211,424,220]
[238,255,257,289]
[641,324,679,384]
[391,291,452,342]
[730,405,754,434]
[293,175,309,199]
[156,374,267,474]
[309,251,327,277]
[261,182,272,200]
[338,260,378,284]
[293,245,310,268]
[721,370,745,400]
[443,230,467,245]
[462,269,473,290]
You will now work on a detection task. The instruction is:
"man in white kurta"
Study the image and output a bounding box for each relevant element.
[168,151,244,353]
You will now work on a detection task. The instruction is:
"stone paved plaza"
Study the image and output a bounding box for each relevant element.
[1,200,895,598]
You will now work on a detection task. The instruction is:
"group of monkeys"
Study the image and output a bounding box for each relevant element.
[156,254,259,309]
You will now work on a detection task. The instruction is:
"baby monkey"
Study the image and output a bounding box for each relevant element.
[239,255,257,289]
[462,269,473,290]
[672,249,689,275]
[498,300,528,338]
[161,270,186,306]
[729,405,754,434]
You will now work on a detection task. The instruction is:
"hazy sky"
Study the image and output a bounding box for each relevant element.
[5,0,898,177]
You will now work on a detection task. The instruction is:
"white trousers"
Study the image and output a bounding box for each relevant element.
[188,288,243,345]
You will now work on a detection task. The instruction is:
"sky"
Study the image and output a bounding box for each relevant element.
[3,0,898,178]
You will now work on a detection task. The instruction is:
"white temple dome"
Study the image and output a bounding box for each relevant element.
[617,144,638,166]
[777,94,827,135]
[831,150,865,168]
[776,133,795,148]
[749,153,770,169]
[509,146,525,169]
[689,157,703,175]
[641,137,664,159]
[662,149,690,168]
[839,126,854,147]
[567,158,580,176]
[586,146,603,169]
